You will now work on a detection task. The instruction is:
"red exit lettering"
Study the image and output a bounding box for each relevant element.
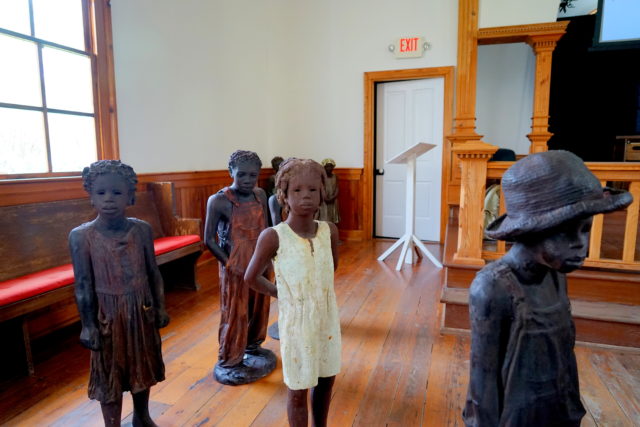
[399,37,419,52]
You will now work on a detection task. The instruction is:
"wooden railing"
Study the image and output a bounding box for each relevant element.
[479,161,640,271]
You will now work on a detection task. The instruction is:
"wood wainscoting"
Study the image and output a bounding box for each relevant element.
[0,167,365,240]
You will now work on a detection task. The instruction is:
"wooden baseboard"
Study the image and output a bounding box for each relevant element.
[339,229,364,241]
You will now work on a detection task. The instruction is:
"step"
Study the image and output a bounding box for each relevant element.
[441,287,640,348]
[444,264,640,305]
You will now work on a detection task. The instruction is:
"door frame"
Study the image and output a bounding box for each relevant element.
[363,66,454,243]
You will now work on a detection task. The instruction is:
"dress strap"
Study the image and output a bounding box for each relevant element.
[221,186,261,207]
[499,262,526,308]
[221,187,239,207]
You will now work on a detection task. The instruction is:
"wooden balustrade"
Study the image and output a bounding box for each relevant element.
[480,161,640,271]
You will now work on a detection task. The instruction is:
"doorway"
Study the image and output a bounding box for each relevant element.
[363,67,454,243]
[375,78,444,241]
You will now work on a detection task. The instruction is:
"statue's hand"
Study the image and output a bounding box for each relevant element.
[226,261,245,279]
[155,308,170,328]
[79,325,101,350]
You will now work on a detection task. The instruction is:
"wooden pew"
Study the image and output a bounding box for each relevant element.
[0,182,202,378]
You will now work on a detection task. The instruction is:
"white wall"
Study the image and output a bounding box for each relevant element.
[111,0,274,172]
[267,0,458,168]
[479,0,560,28]
[111,0,458,172]
[476,43,535,155]
[111,0,561,173]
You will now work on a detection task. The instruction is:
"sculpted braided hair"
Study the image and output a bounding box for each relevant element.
[275,158,327,212]
[82,160,138,204]
[228,150,262,174]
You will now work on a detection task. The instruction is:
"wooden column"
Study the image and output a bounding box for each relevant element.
[452,0,480,138]
[526,30,567,153]
[448,0,498,265]
[452,143,496,266]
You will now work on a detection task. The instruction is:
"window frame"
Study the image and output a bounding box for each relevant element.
[0,0,118,180]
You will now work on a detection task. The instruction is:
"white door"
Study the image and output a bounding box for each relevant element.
[375,78,444,241]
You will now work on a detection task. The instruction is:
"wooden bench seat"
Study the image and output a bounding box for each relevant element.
[0,182,203,378]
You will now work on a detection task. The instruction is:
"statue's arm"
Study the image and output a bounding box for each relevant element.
[465,273,510,426]
[327,176,339,202]
[268,194,282,226]
[204,194,230,265]
[69,228,100,350]
[328,222,339,271]
[244,228,279,298]
[256,187,271,228]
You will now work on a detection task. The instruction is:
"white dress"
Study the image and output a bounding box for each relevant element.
[272,221,341,390]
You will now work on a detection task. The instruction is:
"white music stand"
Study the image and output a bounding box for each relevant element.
[377,142,443,271]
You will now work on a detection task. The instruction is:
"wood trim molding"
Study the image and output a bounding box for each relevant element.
[488,161,640,180]
[91,0,119,160]
[363,66,455,243]
[478,21,570,45]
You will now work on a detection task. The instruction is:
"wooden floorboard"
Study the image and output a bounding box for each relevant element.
[0,240,638,426]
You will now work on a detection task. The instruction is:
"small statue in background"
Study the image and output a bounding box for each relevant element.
[204,150,276,385]
[268,193,283,228]
[316,158,340,224]
[463,151,632,426]
[69,160,169,427]
[265,156,284,197]
[267,156,285,229]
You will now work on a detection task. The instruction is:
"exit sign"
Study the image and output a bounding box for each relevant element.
[392,36,425,58]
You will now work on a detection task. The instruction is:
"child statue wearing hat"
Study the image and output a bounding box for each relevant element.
[463,151,632,426]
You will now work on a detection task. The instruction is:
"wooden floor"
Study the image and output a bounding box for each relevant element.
[1,240,639,426]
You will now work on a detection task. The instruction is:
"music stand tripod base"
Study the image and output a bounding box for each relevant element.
[376,142,443,271]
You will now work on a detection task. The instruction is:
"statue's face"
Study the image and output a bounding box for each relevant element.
[230,161,260,195]
[534,216,593,273]
[285,170,322,217]
[90,173,131,218]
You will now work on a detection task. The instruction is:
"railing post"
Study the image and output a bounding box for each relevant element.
[526,30,567,153]
[452,141,498,266]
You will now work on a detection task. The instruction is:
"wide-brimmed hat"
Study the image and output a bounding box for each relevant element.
[485,150,633,241]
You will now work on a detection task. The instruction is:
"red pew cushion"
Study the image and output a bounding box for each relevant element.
[0,235,201,307]
[0,264,74,306]
[153,235,201,255]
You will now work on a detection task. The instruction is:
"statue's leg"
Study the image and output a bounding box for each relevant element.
[311,376,335,427]
[244,284,276,373]
[287,388,309,427]
[100,396,123,427]
[132,388,157,427]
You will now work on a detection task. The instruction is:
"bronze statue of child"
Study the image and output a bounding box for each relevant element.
[245,158,341,427]
[204,150,276,385]
[267,156,285,228]
[463,150,633,426]
[266,155,284,197]
[316,158,340,224]
[69,160,170,427]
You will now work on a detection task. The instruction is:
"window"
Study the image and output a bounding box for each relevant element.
[0,0,117,178]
